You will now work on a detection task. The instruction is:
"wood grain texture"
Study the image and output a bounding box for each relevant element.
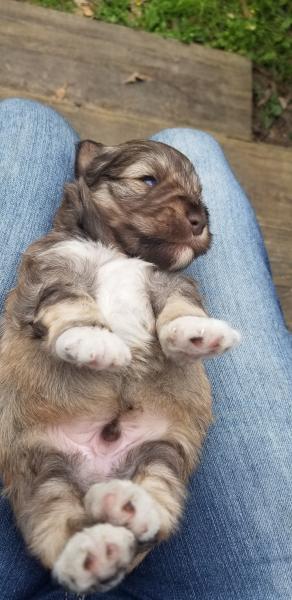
[0,0,252,140]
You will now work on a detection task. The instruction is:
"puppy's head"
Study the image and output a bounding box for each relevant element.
[64,139,211,270]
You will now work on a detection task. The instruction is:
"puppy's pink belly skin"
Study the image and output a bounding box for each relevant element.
[46,413,169,479]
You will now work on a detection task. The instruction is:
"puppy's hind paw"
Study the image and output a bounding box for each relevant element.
[85,480,161,543]
[53,524,136,594]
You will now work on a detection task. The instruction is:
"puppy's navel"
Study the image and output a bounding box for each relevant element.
[101,419,121,443]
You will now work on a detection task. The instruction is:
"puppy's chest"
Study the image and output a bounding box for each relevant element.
[96,256,155,349]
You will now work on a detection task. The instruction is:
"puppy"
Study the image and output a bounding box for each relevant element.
[0,140,240,593]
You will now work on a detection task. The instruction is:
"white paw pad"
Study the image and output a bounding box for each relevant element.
[85,480,161,542]
[55,326,132,369]
[53,523,136,593]
[159,316,241,359]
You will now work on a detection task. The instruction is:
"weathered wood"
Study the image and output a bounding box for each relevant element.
[0,87,291,329]
[0,0,252,140]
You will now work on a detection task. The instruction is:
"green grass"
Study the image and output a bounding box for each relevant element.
[27,0,292,85]
[29,0,75,12]
[95,0,292,85]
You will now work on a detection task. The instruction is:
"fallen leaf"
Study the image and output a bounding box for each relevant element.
[123,71,152,84]
[82,4,94,17]
[130,0,143,19]
[74,0,94,17]
[278,96,288,110]
[52,84,68,102]
[257,88,272,107]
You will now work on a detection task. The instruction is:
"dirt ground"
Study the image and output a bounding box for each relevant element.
[253,67,292,147]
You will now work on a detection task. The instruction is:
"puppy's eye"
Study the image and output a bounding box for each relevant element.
[141,176,157,187]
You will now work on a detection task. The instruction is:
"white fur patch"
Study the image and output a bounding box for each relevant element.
[85,479,161,542]
[53,523,135,593]
[97,256,155,351]
[45,239,155,353]
[170,247,195,270]
[159,316,241,360]
[43,239,120,269]
[55,326,131,369]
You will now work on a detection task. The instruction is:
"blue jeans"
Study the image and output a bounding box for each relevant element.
[0,98,291,600]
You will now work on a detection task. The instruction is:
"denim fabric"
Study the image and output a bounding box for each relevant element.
[0,98,291,600]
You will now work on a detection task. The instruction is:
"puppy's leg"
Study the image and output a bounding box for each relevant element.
[35,297,131,369]
[6,445,136,594]
[85,440,187,569]
[154,290,240,360]
[7,446,87,569]
[150,272,240,360]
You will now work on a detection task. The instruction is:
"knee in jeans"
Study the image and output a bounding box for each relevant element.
[0,98,78,144]
[151,127,224,162]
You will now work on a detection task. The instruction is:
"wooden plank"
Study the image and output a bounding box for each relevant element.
[0,89,291,329]
[0,88,166,141]
[0,0,252,140]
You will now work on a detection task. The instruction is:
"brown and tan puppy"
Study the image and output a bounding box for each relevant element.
[0,140,240,593]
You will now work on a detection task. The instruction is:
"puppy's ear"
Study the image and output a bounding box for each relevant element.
[75,140,105,178]
[54,180,103,241]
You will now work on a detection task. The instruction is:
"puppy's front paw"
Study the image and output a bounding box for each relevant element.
[53,523,136,593]
[159,316,241,360]
[55,326,131,370]
[85,480,161,543]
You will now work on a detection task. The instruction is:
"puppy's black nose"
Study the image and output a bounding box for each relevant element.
[189,211,207,236]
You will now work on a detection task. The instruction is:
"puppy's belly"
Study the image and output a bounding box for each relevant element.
[46,411,169,479]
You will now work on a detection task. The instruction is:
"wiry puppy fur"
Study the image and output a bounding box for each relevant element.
[0,140,240,594]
